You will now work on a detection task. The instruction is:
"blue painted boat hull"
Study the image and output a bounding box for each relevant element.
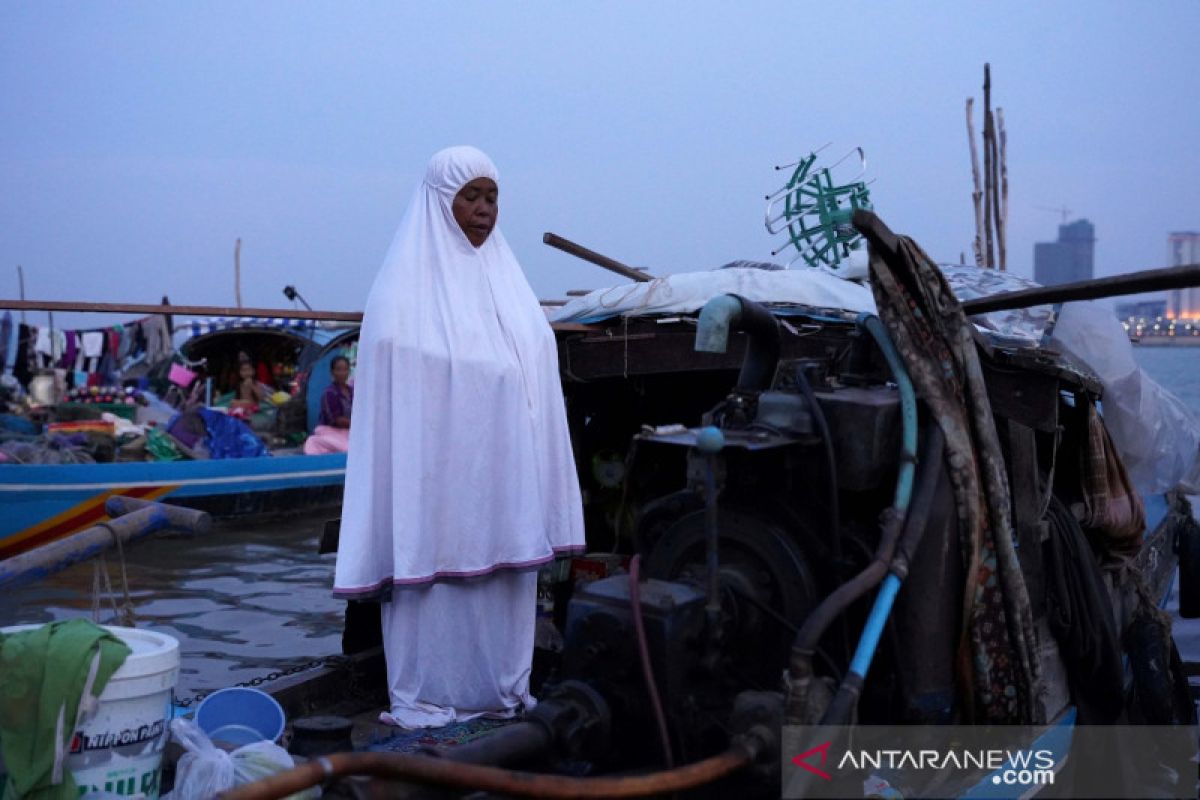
[0,453,345,559]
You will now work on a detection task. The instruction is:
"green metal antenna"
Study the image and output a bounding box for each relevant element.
[765,146,873,270]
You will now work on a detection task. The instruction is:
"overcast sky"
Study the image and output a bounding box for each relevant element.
[2,2,1197,323]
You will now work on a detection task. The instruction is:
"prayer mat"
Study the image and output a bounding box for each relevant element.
[367,717,519,753]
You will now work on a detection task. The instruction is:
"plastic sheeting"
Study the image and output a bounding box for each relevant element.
[197,408,269,459]
[1049,300,1200,494]
[548,267,877,324]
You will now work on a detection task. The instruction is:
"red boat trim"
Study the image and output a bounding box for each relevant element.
[0,485,176,560]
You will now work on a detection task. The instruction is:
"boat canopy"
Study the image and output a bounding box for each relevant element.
[175,319,357,403]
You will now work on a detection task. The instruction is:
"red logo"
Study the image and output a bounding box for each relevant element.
[792,740,833,781]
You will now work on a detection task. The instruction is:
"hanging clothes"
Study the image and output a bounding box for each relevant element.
[140,315,172,364]
[13,325,33,387]
[34,327,52,367]
[333,146,585,727]
[0,312,12,375]
[60,331,77,372]
[117,322,137,360]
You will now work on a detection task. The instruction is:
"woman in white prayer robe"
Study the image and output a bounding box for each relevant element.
[333,146,586,728]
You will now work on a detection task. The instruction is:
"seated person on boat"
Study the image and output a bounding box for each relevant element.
[230,351,272,414]
[303,355,352,454]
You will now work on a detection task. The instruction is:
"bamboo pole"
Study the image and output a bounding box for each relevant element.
[966,99,984,267]
[234,238,243,308]
[542,233,654,283]
[997,107,1008,272]
[982,64,995,268]
[962,263,1200,315]
[16,265,26,324]
[0,500,210,590]
[987,106,1002,270]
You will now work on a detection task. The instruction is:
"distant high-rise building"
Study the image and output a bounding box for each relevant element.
[1115,299,1167,320]
[1167,232,1200,319]
[1034,219,1095,286]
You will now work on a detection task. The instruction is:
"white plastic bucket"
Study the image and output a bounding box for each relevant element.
[0,624,180,799]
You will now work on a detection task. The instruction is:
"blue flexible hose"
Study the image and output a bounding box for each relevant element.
[846,313,918,680]
[857,313,918,513]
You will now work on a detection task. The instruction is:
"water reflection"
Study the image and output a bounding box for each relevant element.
[0,514,344,700]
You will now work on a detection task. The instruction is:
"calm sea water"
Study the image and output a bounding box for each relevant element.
[1132,346,1200,415]
[0,514,343,700]
[1,346,1198,698]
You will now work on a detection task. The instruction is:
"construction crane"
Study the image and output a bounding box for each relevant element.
[1036,204,1074,224]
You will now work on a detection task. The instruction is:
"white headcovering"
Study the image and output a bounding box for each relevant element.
[334,146,585,596]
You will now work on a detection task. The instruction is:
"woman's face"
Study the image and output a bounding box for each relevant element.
[331,359,350,384]
[451,177,498,247]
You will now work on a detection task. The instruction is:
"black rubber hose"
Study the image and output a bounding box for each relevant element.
[816,426,946,729]
[793,364,840,565]
[788,426,945,669]
[889,425,946,581]
[728,295,781,392]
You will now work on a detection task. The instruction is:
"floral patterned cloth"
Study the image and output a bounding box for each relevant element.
[868,240,1041,724]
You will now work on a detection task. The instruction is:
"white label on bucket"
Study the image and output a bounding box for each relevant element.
[68,693,172,799]
[73,751,162,799]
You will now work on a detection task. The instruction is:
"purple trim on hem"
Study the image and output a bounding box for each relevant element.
[333,544,589,599]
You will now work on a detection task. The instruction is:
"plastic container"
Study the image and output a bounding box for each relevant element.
[194,687,286,746]
[168,363,198,388]
[0,624,180,799]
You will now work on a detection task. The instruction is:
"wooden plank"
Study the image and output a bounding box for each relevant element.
[0,297,570,322]
[0,299,361,322]
[542,232,653,283]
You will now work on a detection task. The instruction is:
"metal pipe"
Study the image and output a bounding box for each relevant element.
[851,208,1200,314]
[0,502,211,589]
[542,233,654,283]
[221,740,759,800]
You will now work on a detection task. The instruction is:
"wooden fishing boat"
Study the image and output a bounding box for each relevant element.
[0,453,346,560]
[0,315,358,559]
[8,216,1200,797]
[200,214,1200,799]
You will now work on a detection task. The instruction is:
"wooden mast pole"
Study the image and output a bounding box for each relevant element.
[234,238,243,309]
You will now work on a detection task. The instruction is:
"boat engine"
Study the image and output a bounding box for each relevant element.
[512,294,928,791]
